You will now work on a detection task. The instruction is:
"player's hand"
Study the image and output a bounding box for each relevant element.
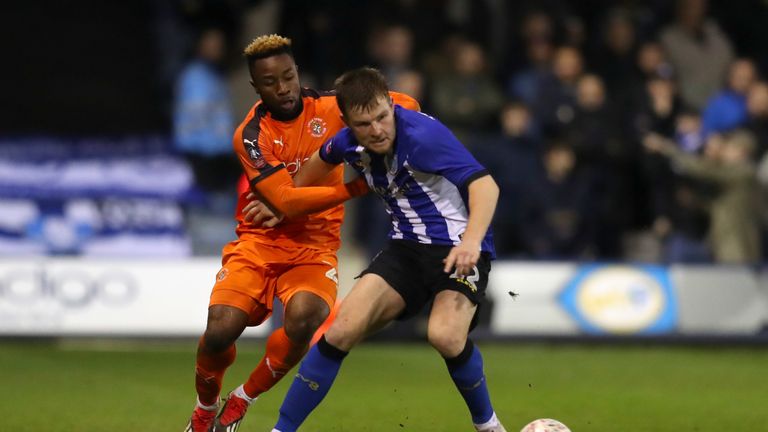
[443,240,481,276]
[642,133,668,153]
[243,193,284,227]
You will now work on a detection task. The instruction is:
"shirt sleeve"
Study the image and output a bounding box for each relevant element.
[390,91,421,112]
[232,120,284,183]
[232,121,365,219]
[319,131,349,165]
[407,116,488,187]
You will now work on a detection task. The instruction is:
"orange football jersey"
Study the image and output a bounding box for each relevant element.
[233,88,419,251]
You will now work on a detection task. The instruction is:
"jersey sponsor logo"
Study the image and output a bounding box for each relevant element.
[307,117,328,138]
[285,157,311,176]
[244,138,267,169]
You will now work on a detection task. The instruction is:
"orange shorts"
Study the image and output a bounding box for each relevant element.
[210,239,339,326]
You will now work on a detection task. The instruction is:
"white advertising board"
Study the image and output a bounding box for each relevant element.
[0,258,269,337]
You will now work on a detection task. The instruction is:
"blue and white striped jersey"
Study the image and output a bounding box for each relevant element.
[320,106,495,258]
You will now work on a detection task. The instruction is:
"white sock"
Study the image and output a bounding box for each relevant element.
[474,412,500,430]
[196,397,219,411]
[233,384,256,404]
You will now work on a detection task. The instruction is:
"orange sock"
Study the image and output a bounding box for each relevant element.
[195,337,237,406]
[243,327,307,398]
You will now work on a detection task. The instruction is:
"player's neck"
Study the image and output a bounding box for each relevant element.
[269,97,304,122]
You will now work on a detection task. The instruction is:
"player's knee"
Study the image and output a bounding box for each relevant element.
[202,315,243,352]
[427,327,466,358]
[324,318,365,351]
[284,299,330,343]
[201,327,237,353]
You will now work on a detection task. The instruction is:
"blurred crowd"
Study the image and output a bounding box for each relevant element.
[164,0,768,264]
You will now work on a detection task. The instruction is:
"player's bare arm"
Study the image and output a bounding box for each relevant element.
[443,174,499,276]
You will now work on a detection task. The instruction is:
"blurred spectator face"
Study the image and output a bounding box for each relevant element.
[677,113,701,134]
[454,42,486,76]
[576,74,605,110]
[605,12,635,55]
[647,78,676,116]
[703,133,724,160]
[637,42,670,78]
[545,144,575,181]
[675,112,705,152]
[526,38,554,67]
[378,26,413,68]
[392,70,424,101]
[678,0,707,30]
[521,11,553,41]
[727,59,757,94]
[747,82,768,116]
[564,16,586,47]
[199,28,226,64]
[720,130,755,163]
[500,104,531,137]
[553,47,583,84]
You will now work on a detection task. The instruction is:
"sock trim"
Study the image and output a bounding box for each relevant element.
[444,339,474,369]
[196,397,220,411]
[316,335,348,361]
[233,384,256,404]
[474,412,499,429]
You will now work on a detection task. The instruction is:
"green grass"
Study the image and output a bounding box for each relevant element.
[1,340,767,431]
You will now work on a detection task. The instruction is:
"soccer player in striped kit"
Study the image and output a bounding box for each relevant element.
[268,67,506,432]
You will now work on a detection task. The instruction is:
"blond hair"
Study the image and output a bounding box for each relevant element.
[243,34,292,60]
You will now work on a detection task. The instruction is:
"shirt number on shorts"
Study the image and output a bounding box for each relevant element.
[325,268,339,285]
[449,266,479,292]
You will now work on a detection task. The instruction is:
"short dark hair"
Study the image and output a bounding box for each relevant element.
[334,67,390,116]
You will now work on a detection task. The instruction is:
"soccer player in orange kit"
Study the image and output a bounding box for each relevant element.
[184,34,418,432]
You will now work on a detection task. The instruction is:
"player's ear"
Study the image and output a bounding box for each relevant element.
[340,112,349,126]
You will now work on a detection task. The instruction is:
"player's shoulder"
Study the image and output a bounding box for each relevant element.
[330,127,356,148]
[301,87,338,110]
[238,103,270,142]
[389,91,420,111]
[397,107,446,139]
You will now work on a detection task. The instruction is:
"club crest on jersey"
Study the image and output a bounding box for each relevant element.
[308,117,328,138]
[244,138,267,169]
[216,267,229,282]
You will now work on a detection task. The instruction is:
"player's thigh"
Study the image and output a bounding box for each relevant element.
[427,290,476,356]
[326,273,406,350]
[275,253,339,316]
[210,241,274,327]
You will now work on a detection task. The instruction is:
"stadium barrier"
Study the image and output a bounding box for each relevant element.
[1,258,767,339]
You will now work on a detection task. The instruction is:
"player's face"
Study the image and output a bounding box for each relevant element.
[344,96,396,154]
[250,53,301,117]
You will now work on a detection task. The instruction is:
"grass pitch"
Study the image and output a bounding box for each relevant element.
[1,340,766,431]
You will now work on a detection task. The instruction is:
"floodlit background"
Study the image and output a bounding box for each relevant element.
[1,0,768,430]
